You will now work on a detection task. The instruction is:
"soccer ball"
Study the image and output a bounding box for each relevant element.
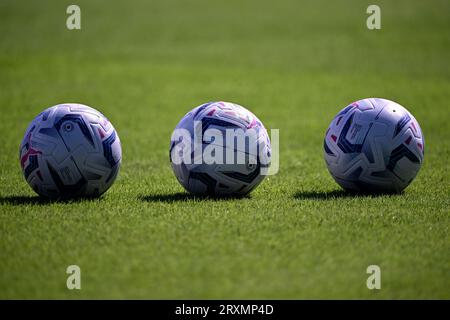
[19,103,122,198]
[170,101,271,196]
[324,98,424,193]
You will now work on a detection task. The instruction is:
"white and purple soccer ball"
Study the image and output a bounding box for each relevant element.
[19,103,122,198]
[324,98,424,193]
[170,101,271,196]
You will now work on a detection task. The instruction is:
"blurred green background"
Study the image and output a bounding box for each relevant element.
[0,0,449,298]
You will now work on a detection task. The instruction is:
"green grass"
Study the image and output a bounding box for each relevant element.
[0,0,449,299]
